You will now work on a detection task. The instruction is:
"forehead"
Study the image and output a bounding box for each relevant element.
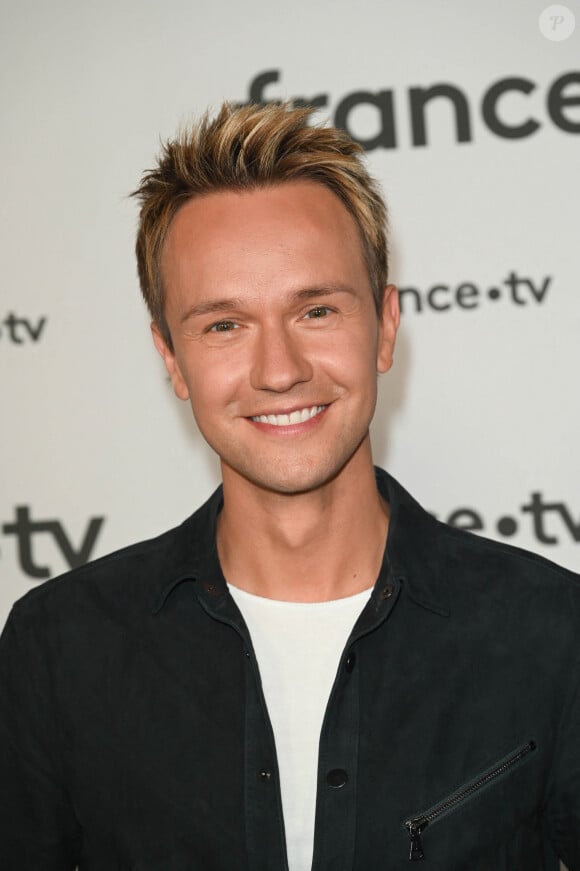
[161,180,368,298]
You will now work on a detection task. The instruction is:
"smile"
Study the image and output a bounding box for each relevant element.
[250,405,327,426]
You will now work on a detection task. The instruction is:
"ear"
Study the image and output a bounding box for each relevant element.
[151,323,190,401]
[376,284,400,374]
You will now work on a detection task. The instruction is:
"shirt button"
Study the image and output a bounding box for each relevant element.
[326,768,348,789]
[258,769,272,783]
[345,652,356,673]
[379,583,394,601]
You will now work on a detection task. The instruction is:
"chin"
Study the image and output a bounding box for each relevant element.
[224,451,356,497]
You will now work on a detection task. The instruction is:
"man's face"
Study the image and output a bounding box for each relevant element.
[153,180,399,495]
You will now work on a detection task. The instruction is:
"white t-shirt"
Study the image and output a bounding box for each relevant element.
[228,584,371,871]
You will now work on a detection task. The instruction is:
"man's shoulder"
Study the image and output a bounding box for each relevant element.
[383,468,580,611]
[12,525,176,615]
[7,485,222,630]
[436,512,580,618]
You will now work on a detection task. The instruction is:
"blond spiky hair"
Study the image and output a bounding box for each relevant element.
[132,102,389,347]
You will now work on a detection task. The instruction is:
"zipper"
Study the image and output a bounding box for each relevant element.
[404,739,536,861]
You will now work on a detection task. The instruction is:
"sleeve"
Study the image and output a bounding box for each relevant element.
[0,606,81,870]
[544,648,580,871]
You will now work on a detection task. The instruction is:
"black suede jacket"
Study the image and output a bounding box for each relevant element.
[0,468,579,870]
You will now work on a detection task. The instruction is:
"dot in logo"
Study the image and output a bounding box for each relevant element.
[497,516,518,537]
[539,5,576,40]
[488,287,501,300]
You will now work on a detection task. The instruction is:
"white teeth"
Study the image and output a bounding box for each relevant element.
[288,409,303,425]
[252,405,326,426]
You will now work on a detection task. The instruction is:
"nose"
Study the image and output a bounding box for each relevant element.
[250,323,313,392]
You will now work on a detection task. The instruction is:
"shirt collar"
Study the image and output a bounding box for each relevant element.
[151,467,450,619]
[151,484,225,614]
[378,468,450,618]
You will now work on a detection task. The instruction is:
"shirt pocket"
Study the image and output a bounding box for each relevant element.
[402,739,537,862]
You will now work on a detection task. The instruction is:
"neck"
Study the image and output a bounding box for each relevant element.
[216,441,389,602]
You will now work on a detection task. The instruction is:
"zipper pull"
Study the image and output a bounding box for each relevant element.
[405,817,428,861]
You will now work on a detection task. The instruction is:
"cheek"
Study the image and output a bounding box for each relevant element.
[318,328,378,380]
[185,354,242,410]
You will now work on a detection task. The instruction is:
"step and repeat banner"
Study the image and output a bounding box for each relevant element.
[1,0,579,627]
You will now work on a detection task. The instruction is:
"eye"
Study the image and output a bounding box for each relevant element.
[209,320,238,333]
[304,305,332,319]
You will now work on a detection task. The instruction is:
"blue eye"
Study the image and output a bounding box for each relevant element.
[305,306,331,319]
[210,320,237,332]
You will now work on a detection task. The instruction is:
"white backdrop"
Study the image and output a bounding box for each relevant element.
[1,0,579,631]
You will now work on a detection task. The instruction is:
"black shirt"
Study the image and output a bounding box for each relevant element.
[1,469,579,869]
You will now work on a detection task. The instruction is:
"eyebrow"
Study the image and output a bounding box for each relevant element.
[180,284,357,323]
[180,299,242,322]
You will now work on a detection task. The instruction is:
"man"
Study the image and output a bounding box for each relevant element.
[0,103,578,870]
